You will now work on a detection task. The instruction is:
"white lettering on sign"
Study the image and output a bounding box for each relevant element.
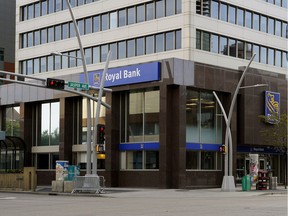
[105,68,141,82]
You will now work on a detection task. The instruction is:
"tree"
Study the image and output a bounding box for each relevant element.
[259,113,288,189]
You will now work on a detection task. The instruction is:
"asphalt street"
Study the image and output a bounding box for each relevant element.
[0,187,287,216]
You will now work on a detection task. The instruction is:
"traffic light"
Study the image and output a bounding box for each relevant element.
[46,78,65,89]
[219,144,227,154]
[97,124,105,144]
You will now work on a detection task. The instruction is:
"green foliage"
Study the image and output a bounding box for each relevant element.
[258,113,288,154]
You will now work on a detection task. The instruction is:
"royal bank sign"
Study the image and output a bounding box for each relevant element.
[265,91,280,124]
[80,62,161,87]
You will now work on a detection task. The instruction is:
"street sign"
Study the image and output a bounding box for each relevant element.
[68,81,89,90]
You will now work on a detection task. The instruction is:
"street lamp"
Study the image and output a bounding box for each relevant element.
[64,0,92,175]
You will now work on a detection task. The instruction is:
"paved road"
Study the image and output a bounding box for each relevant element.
[0,188,287,216]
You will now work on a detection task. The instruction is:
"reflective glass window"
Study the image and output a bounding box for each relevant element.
[93,16,100,32]
[203,32,210,52]
[110,12,117,29]
[136,38,145,56]
[245,11,252,28]
[229,38,236,57]
[70,0,76,7]
[275,20,281,37]
[176,0,182,14]
[219,36,228,55]
[268,18,275,35]
[118,41,126,59]
[282,23,287,38]
[283,52,287,68]
[260,47,267,64]
[55,55,61,70]
[100,44,108,62]
[34,58,40,74]
[22,6,27,21]
[84,48,92,64]
[41,29,47,44]
[196,30,201,49]
[166,0,175,16]
[27,32,33,47]
[92,46,100,64]
[119,9,126,27]
[220,3,227,22]
[237,8,244,26]
[137,5,145,23]
[253,13,260,31]
[275,50,281,67]
[78,0,84,6]
[156,1,165,18]
[175,30,181,49]
[201,152,216,170]
[237,40,244,59]
[229,6,236,24]
[253,45,260,62]
[62,23,68,39]
[156,33,164,52]
[166,31,174,51]
[47,56,53,71]
[186,90,200,143]
[146,35,154,54]
[22,33,27,48]
[55,25,61,41]
[48,0,54,14]
[211,1,219,19]
[109,43,117,60]
[85,17,92,34]
[146,2,155,21]
[34,30,40,46]
[61,52,68,69]
[186,151,198,169]
[48,27,54,42]
[261,16,267,33]
[55,0,62,12]
[245,43,252,60]
[28,4,34,19]
[128,7,135,25]
[101,14,109,31]
[41,0,47,16]
[77,20,84,35]
[268,48,275,65]
[127,39,135,57]
[22,61,27,74]
[211,34,219,53]
[70,22,76,37]
[40,57,47,72]
[34,3,40,18]
[27,60,33,75]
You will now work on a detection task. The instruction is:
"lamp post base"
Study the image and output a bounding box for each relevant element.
[221,176,236,192]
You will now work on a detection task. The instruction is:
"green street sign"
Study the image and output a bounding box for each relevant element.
[68,81,89,90]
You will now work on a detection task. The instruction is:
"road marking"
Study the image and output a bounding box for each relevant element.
[0,197,17,200]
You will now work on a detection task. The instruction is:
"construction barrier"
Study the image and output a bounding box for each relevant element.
[71,175,105,194]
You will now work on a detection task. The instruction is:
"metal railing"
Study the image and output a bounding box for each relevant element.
[71,175,105,194]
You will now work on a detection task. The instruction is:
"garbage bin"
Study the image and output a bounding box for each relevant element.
[242,175,251,191]
[269,177,277,190]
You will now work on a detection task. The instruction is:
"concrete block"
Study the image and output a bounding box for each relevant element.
[52,180,64,192]
[64,181,74,193]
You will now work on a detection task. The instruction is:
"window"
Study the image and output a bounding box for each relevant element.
[202,32,210,51]
[253,13,260,31]
[84,47,92,64]
[55,25,61,41]
[110,12,117,29]
[268,18,275,35]
[61,52,68,69]
[34,3,40,18]
[101,14,109,31]
[5,106,20,137]
[283,52,287,68]
[34,30,40,46]
[229,6,236,24]
[156,1,165,18]
[268,48,275,65]
[229,38,236,57]
[128,7,135,25]
[165,31,174,51]
[175,30,181,49]
[118,41,126,59]
[93,16,100,32]
[40,102,60,146]
[220,3,228,22]
[35,153,59,170]
[22,34,27,48]
[282,23,287,38]
[275,50,281,67]
[85,17,92,34]
[77,20,84,35]
[0,48,4,61]
[166,0,175,16]
[34,58,40,74]
[92,46,100,64]
[47,55,54,71]
[127,39,135,58]
[211,34,219,53]
[68,51,76,67]
[55,55,61,70]
[118,9,126,27]
[237,40,244,59]
[27,4,34,19]
[245,43,252,60]
[237,8,244,26]
[70,22,76,37]
[121,151,159,170]
[48,0,54,14]
[275,20,281,36]
[211,0,219,19]
[146,2,155,21]
[55,0,62,12]
[219,36,228,55]
[100,44,108,62]
[121,89,160,143]
[41,29,47,44]
[253,45,260,62]
[136,38,145,56]
[260,47,267,64]
[196,30,201,49]
[27,59,33,75]
[27,32,33,47]
[136,5,145,23]
[41,0,47,16]
[261,16,267,33]
[62,23,69,39]
[245,11,252,28]
[48,27,54,42]
[109,43,117,60]
[156,33,164,52]
[40,57,47,72]
[146,35,154,54]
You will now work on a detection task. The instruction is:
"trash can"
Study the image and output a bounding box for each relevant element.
[242,175,251,191]
[269,177,277,190]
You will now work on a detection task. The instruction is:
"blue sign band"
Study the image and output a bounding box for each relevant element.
[80,62,161,87]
